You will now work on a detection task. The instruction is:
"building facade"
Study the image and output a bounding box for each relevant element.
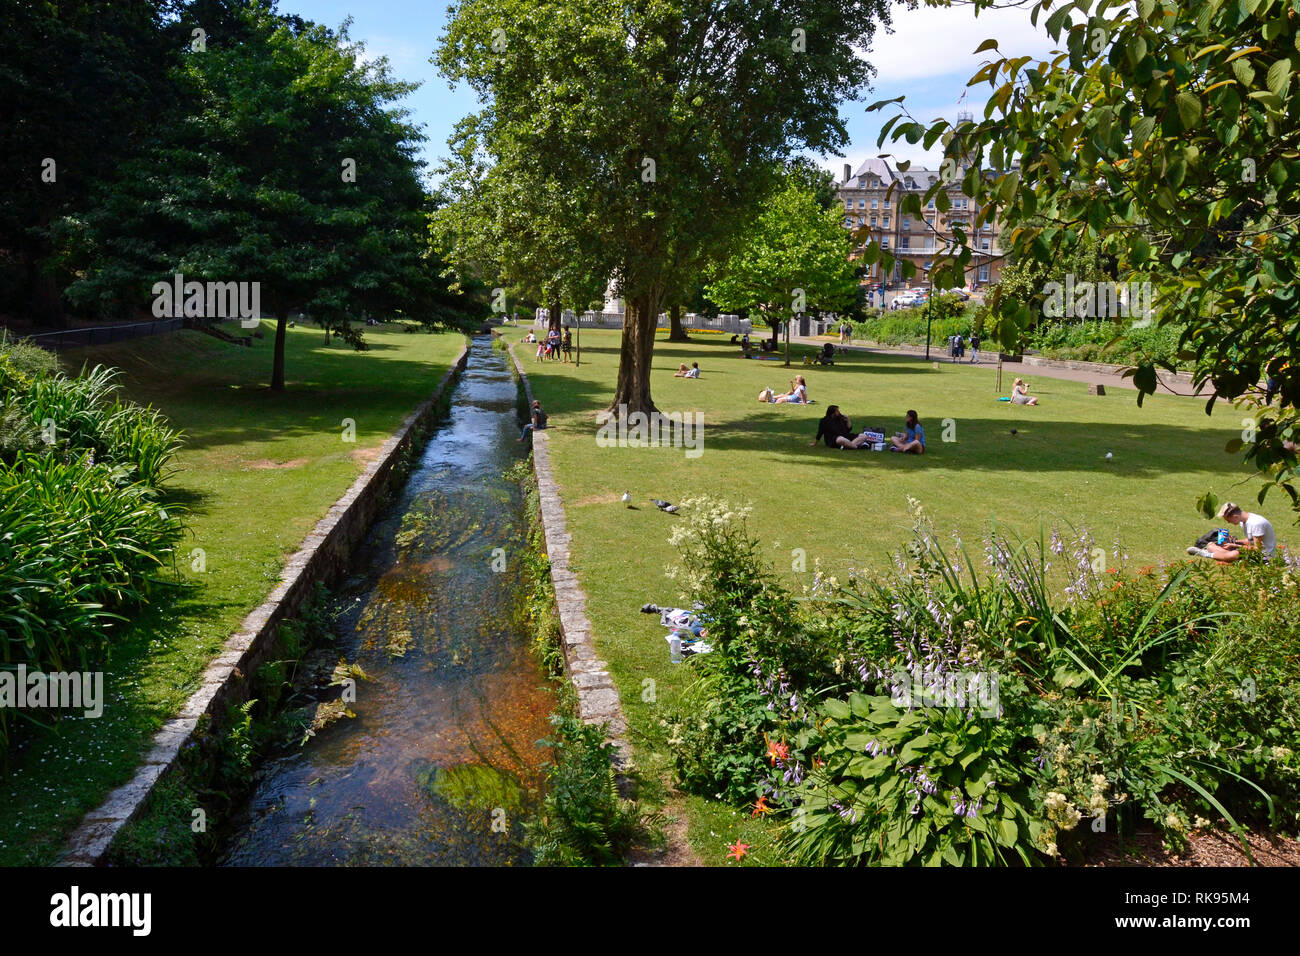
[834,150,1004,292]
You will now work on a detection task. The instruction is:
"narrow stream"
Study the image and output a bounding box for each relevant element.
[221,336,554,866]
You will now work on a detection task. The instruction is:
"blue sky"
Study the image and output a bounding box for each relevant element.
[286,1,1056,182]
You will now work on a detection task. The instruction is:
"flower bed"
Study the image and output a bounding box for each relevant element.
[663,497,1300,865]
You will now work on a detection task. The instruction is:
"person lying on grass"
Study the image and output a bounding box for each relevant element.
[809,405,855,448]
[1188,502,1276,562]
[889,410,926,454]
[761,375,808,404]
[674,362,700,378]
[1011,377,1039,405]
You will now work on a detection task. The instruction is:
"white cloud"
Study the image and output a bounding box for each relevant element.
[863,1,1058,83]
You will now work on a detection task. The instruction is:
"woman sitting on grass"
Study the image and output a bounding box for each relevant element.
[809,405,855,449]
[763,375,807,404]
[1011,378,1039,405]
[889,409,926,454]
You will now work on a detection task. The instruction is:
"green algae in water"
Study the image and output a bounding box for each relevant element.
[421,763,526,815]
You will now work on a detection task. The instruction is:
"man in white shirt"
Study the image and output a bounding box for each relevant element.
[1195,502,1277,561]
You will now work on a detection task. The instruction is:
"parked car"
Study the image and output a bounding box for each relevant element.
[890,290,927,310]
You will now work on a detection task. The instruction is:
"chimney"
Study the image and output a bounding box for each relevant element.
[843,163,852,183]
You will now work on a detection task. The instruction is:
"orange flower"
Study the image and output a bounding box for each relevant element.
[765,735,790,765]
[752,796,771,817]
[728,841,750,861]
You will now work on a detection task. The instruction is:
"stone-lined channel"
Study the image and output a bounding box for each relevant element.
[220,335,554,865]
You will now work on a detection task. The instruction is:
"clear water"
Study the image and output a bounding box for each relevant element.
[220,336,554,866]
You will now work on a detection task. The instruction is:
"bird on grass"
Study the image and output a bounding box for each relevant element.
[651,499,678,513]
[1009,428,1018,436]
[621,491,632,507]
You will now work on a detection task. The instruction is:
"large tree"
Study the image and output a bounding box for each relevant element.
[57,5,441,391]
[873,0,1300,513]
[436,0,893,415]
[707,177,860,363]
[0,0,181,326]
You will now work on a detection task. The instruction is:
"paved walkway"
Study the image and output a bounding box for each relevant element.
[795,335,1207,399]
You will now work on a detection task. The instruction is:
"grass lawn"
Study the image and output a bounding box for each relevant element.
[514,327,1270,864]
[0,322,465,866]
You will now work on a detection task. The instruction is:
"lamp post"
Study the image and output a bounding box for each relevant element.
[924,288,933,361]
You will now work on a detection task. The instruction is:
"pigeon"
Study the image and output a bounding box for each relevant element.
[621,491,632,507]
[1010,428,1018,436]
[651,499,672,510]
[663,505,679,514]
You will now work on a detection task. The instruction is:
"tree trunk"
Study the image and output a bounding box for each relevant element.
[610,293,661,416]
[668,303,688,342]
[548,297,561,333]
[271,309,289,392]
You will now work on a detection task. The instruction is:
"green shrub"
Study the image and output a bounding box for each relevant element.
[663,497,1300,864]
[526,715,650,865]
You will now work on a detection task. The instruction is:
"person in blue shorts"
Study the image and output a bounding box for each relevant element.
[889,409,926,454]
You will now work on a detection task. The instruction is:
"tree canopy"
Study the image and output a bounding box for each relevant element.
[436,0,894,414]
[707,176,860,358]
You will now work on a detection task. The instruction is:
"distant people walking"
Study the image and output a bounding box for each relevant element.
[839,321,851,345]
[1011,378,1039,405]
[969,331,980,364]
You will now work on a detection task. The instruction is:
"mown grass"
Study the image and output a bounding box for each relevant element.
[515,327,1271,863]
[0,322,464,865]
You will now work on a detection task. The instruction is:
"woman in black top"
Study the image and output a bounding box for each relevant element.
[810,405,854,448]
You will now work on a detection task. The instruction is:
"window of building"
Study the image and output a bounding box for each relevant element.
[859,198,867,208]
[980,238,990,251]
[978,265,990,282]
[870,217,878,228]
[870,198,878,209]
[883,198,890,209]
[901,217,910,231]
[927,199,935,209]
[844,199,853,210]
[882,237,890,249]
[900,236,910,249]
[883,217,890,229]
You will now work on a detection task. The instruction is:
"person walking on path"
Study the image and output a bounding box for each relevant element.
[969,331,980,364]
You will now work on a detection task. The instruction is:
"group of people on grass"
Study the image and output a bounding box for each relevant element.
[521,326,573,362]
[810,406,926,454]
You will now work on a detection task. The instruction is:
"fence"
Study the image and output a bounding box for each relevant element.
[532,309,753,334]
[20,317,187,350]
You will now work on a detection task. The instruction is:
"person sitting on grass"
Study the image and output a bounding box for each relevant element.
[1188,502,1276,562]
[889,410,926,454]
[1011,378,1039,405]
[674,362,700,378]
[517,400,548,442]
[809,405,855,449]
[772,375,808,404]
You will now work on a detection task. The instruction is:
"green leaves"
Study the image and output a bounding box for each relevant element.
[1174,91,1203,129]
